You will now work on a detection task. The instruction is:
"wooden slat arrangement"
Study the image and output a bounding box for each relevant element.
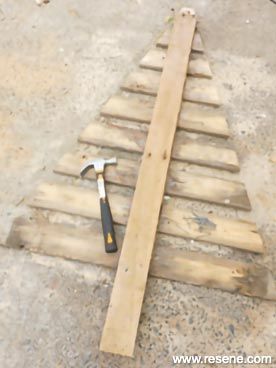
[79,120,240,172]
[8,218,275,301]
[27,183,264,253]
[140,48,212,78]
[157,28,204,52]
[122,69,221,106]
[5,8,271,357]
[55,150,251,210]
[101,95,229,138]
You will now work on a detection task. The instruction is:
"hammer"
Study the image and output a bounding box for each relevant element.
[80,157,118,253]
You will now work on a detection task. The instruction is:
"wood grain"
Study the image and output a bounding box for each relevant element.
[7,218,275,301]
[55,149,251,210]
[27,182,264,253]
[101,95,229,138]
[140,48,212,78]
[157,28,204,53]
[100,10,197,356]
[121,69,221,106]
[79,120,239,172]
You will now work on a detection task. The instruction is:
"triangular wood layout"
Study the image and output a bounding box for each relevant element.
[6,12,276,312]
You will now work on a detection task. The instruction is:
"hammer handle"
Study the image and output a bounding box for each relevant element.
[100,197,118,253]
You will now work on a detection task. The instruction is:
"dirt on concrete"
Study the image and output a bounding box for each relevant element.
[0,0,275,367]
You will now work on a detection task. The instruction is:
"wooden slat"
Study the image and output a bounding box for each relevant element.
[101,95,229,138]
[79,120,239,172]
[157,28,204,53]
[140,48,212,78]
[121,69,221,106]
[7,218,276,301]
[55,150,251,210]
[27,183,264,254]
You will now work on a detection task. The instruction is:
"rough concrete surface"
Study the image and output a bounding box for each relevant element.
[0,0,276,367]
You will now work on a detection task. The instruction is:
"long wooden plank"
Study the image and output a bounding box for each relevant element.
[157,28,204,52]
[140,48,212,78]
[101,11,197,353]
[55,150,251,210]
[121,69,221,106]
[79,120,239,172]
[101,95,229,138]
[27,183,264,253]
[7,218,276,301]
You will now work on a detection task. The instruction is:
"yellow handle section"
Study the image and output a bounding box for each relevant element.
[107,233,113,244]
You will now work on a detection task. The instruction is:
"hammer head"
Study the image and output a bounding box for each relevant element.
[80,157,117,177]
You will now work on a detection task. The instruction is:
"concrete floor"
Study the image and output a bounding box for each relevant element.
[0,0,276,367]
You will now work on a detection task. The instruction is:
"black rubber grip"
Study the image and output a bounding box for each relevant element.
[100,198,118,253]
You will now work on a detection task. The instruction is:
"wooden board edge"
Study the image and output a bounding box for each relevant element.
[100,95,230,138]
[53,153,251,211]
[139,51,213,79]
[6,217,276,302]
[156,28,204,54]
[26,182,263,253]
